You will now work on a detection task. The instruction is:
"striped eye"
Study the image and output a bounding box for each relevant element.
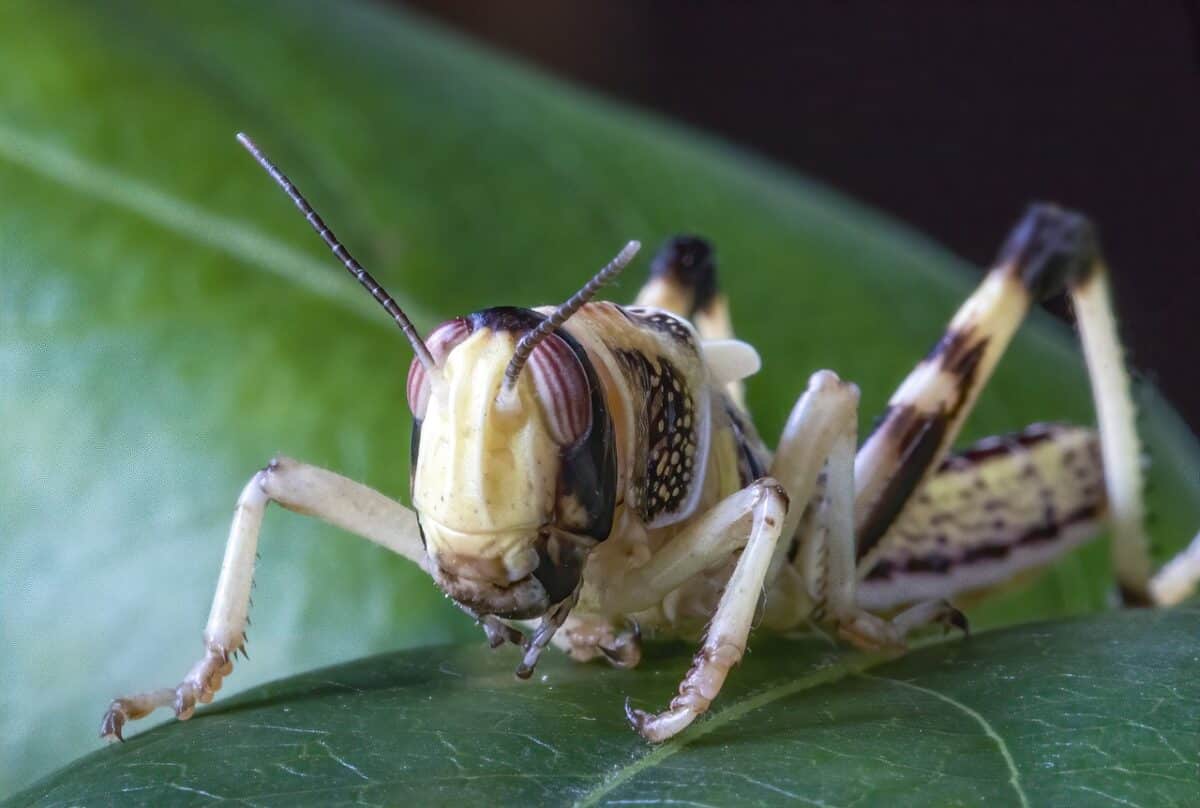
[406,318,471,419]
[527,333,592,445]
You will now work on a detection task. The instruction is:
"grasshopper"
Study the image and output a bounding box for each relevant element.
[101,134,1200,744]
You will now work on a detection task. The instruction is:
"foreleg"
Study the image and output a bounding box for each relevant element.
[613,371,865,741]
[621,478,788,742]
[100,457,427,740]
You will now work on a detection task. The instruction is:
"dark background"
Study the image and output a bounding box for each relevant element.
[404,1,1200,435]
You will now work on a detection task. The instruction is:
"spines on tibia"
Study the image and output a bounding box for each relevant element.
[648,236,718,318]
[997,203,1101,300]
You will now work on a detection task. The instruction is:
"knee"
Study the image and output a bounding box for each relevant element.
[997,203,1100,300]
[807,369,860,405]
[751,476,790,523]
[252,455,299,499]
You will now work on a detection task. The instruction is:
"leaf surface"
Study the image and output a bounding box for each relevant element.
[2,0,1198,792]
[13,608,1199,807]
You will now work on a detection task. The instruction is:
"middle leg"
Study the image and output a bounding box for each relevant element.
[608,371,862,741]
[774,374,965,648]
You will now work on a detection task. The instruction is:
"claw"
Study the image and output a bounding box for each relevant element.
[942,604,970,637]
[173,687,197,721]
[481,617,524,649]
[624,697,647,732]
[99,703,127,743]
[598,618,643,669]
[622,698,691,743]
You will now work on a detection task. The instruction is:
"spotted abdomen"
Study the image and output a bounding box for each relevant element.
[857,423,1107,610]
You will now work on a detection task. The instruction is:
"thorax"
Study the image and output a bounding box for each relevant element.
[557,302,773,624]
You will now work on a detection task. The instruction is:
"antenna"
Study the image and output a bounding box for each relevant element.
[235,132,437,374]
[503,240,640,391]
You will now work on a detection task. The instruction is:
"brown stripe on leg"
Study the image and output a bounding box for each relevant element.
[856,405,951,561]
[855,204,1104,563]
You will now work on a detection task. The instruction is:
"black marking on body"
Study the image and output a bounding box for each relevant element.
[649,235,718,316]
[936,422,1060,470]
[859,331,991,559]
[724,399,769,487]
[997,203,1099,300]
[532,531,590,605]
[615,349,701,523]
[925,328,990,380]
[864,503,1102,582]
[857,405,950,561]
[628,307,698,351]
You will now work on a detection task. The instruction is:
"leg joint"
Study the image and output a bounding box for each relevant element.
[750,476,790,517]
[997,202,1100,300]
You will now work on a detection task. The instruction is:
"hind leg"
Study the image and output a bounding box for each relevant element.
[634,236,750,407]
[854,204,1157,604]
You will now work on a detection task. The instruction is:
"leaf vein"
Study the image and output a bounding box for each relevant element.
[861,674,1029,808]
[573,652,886,808]
[0,120,435,329]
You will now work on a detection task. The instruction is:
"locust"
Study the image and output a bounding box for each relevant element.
[101,133,1200,744]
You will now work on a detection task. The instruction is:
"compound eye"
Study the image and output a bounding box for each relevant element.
[406,318,470,419]
[527,333,592,445]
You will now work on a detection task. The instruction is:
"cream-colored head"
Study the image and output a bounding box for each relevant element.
[407,307,619,619]
[236,132,631,621]
[406,244,638,619]
[413,322,557,581]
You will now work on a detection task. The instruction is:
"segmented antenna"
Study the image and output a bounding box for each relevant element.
[503,240,641,390]
[235,132,437,374]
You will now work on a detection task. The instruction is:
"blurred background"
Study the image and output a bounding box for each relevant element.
[407,0,1200,434]
[4,0,1199,795]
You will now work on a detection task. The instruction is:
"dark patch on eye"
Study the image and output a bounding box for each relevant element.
[616,349,700,523]
[409,417,423,495]
[996,203,1099,300]
[553,323,617,542]
[649,235,718,316]
[409,417,425,546]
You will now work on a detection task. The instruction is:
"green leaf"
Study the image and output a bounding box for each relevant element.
[2,0,1197,794]
[12,607,1199,806]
